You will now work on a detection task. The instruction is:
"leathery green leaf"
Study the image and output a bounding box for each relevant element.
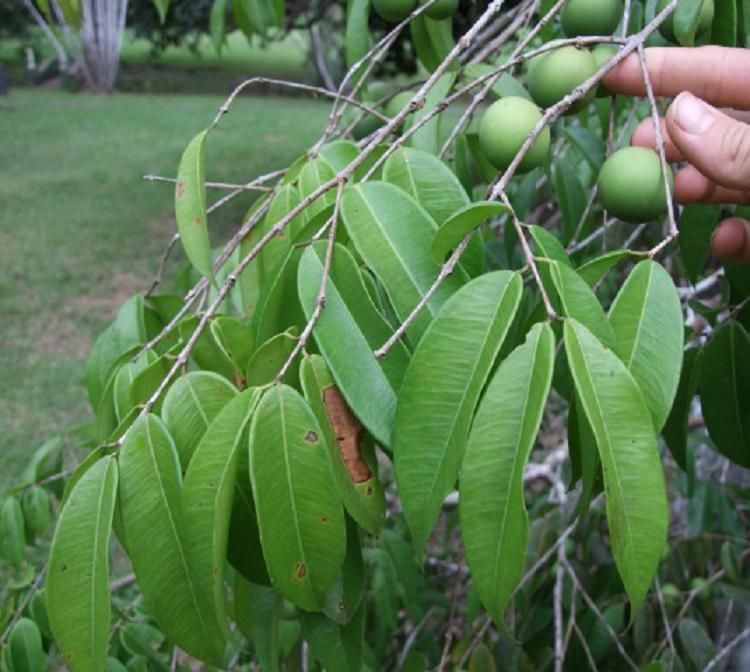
[249,385,346,611]
[663,347,702,470]
[460,323,555,627]
[298,242,409,448]
[161,371,238,469]
[233,576,280,670]
[342,181,466,343]
[182,388,262,641]
[0,496,25,565]
[323,516,365,625]
[383,146,486,277]
[564,319,668,614]
[345,0,371,85]
[608,260,684,432]
[7,618,45,672]
[700,322,750,468]
[300,354,387,536]
[175,130,213,281]
[395,271,523,551]
[245,327,299,388]
[299,603,364,672]
[119,415,225,665]
[47,457,118,672]
[432,201,506,265]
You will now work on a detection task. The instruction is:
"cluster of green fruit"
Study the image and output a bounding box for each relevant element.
[478,0,680,223]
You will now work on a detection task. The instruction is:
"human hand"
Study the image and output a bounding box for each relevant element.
[604,46,750,262]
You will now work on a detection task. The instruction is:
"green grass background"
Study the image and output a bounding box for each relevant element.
[0,88,330,489]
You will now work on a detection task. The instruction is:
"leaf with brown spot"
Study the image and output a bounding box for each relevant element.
[300,355,386,536]
[175,129,213,281]
[249,385,346,611]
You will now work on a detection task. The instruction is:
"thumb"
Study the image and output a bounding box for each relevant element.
[666,92,750,191]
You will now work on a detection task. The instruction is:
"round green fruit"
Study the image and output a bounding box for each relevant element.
[597,147,674,222]
[478,96,550,173]
[373,0,417,22]
[420,0,459,20]
[657,0,714,43]
[561,0,623,37]
[592,44,619,97]
[528,46,598,111]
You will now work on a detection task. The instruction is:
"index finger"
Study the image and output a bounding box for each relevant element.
[603,46,750,110]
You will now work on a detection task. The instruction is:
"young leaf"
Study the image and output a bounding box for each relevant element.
[161,371,237,468]
[609,260,684,432]
[564,319,668,614]
[300,354,387,536]
[341,181,466,343]
[119,415,225,665]
[460,323,555,627]
[700,322,750,467]
[181,389,262,641]
[298,242,409,448]
[47,457,118,672]
[663,347,702,470]
[395,271,523,551]
[175,130,213,281]
[249,385,346,611]
[431,201,505,265]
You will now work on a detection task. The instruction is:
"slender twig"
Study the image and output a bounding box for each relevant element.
[146,233,179,297]
[275,182,344,382]
[142,175,273,192]
[574,622,602,672]
[654,578,677,666]
[704,626,750,671]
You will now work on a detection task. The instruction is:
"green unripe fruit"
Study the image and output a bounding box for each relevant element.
[561,0,623,37]
[8,618,46,672]
[657,0,715,43]
[420,0,459,20]
[528,46,598,112]
[597,147,674,222]
[479,96,550,173]
[592,44,619,97]
[373,0,417,22]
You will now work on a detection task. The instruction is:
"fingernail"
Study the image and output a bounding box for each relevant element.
[673,93,716,135]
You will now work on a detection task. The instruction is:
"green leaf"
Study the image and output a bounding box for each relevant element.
[712,0,737,45]
[663,347,702,470]
[432,201,505,265]
[464,64,531,100]
[553,156,587,245]
[119,623,164,660]
[119,415,225,665]
[530,225,572,266]
[112,350,157,422]
[298,156,337,220]
[245,328,299,387]
[182,389,261,642]
[256,185,304,280]
[210,316,255,383]
[299,605,364,672]
[47,457,118,672]
[300,355,387,536]
[298,242,409,448]
[342,181,466,343]
[564,319,668,614]
[0,496,25,565]
[345,0,371,80]
[177,316,234,379]
[249,385,346,610]
[550,261,615,347]
[609,260,684,432]
[576,250,633,287]
[674,0,710,45]
[161,371,237,468]
[395,271,523,551]
[410,15,442,72]
[678,204,721,283]
[678,618,716,670]
[564,127,606,172]
[460,323,555,626]
[7,618,46,672]
[409,73,455,156]
[21,486,50,538]
[152,0,170,22]
[175,130,213,281]
[323,517,365,625]
[210,0,228,53]
[700,322,750,467]
[57,0,81,27]
[233,577,280,670]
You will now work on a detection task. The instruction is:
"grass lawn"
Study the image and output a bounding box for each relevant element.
[0,88,330,490]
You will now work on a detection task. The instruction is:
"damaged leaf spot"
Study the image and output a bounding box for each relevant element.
[319,516,328,524]
[305,431,318,443]
[176,180,186,198]
[324,385,371,483]
[294,562,308,579]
